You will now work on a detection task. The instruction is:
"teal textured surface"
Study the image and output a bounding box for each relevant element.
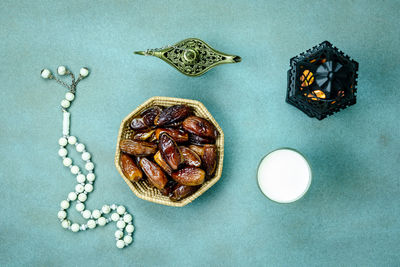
[0,0,399,266]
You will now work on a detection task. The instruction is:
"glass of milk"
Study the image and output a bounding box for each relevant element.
[257,148,312,203]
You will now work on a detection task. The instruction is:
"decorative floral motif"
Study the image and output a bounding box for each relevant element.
[135,38,241,76]
[163,39,225,76]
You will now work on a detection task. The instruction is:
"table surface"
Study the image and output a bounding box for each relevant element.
[1,0,399,266]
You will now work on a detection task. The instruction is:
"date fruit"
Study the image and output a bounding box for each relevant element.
[155,128,189,143]
[130,117,147,130]
[160,180,176,196]
[188,133,215,145]
[179,146,201,167]
[120,139,157,156]
[159,133,183,170]
[133,129,155,141]
[139,158,168,189]
[170,184,200,201]
[155,105,191,126]
[120,153,143,182]
[189,144,217,176]
[154,151,173,175]
[188,145,205,157]
[202,144,217,176]
[183,116,218,140]
[120,103,220,202]
[164,121,183,128]
[171,167,205,186]
[141,106,162,127]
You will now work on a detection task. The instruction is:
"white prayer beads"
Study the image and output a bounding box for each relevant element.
[58,66,67,75]
[41,67,134,249]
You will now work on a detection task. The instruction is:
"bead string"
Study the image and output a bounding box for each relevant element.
[41,66,134,249]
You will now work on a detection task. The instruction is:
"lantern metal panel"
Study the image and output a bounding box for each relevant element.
[286,41,359,120]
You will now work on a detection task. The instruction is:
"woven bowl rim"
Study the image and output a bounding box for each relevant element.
[115,96,224,207]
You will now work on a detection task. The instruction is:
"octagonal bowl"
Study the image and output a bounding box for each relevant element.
[115,96,224,207]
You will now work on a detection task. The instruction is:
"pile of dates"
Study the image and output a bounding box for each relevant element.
[119,104,218,201]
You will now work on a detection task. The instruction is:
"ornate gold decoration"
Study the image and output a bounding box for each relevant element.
[134,38,241,77]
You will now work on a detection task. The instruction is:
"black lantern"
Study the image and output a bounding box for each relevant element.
[286,41,359,120]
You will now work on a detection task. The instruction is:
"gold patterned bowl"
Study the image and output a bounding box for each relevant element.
[115,96,224,207]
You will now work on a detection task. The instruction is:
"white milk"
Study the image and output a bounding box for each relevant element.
[257,149,312,203]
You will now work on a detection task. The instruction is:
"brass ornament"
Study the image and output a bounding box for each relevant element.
[134,38,241,77]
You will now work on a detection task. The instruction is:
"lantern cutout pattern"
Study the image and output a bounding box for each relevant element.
[286,41,359,120]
